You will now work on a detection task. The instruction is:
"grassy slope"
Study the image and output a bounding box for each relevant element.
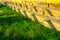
[0,3,60,40]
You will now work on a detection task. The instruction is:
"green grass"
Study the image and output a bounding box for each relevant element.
[0,3,60,40]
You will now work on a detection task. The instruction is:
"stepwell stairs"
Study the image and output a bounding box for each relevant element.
[0,0,60,31]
